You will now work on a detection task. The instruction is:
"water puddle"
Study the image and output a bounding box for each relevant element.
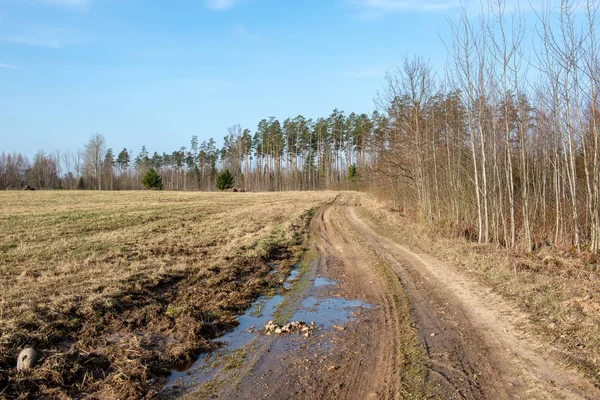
[166,293,285,392]
[314,276,335,287]
[292,297,371,329]
[164,264,371,396]
[267,263,278,274]
[283,268,300,289]
[165,265,299,394]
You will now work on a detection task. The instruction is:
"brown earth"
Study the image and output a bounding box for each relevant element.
[189,193,600,399]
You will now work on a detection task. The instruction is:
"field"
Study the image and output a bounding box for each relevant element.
[0,191,337,398]
[2,191,600,400]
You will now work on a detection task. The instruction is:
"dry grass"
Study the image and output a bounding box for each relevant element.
[359,194,600,388]
[0,190,337,398]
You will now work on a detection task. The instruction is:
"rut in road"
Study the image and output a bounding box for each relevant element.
[188,196,600,399]
[343,200,600,400]
[212,198,408,400]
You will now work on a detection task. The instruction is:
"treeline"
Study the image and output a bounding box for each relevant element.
[1,0,598,253]
[0,109,373,192]
[0,138,219,191]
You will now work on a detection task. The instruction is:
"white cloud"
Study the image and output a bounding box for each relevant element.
[0,0,95,8]
[232,23,265,40]
[345,64,391,78]
[38,0,92,6]
[206,0,242,10]
[349,0,460,17]
[0,34,63,48]
[170,77,236,94]
[0,63,17,69]
[0,25,82,48]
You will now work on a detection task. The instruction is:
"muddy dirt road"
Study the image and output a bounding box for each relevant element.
[171,194,600,399]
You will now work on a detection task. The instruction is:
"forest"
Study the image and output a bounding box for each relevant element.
[1,0,599,253]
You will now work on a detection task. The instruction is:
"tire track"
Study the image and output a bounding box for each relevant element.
[199,194,599,400]
[345,204,600,399]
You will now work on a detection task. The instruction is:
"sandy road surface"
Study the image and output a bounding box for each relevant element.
[346,201,600,399]
[189,194,600,399]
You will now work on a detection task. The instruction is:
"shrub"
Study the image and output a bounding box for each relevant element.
[216,169,234,191]
[142,168,163,190]
[347,164,357,180]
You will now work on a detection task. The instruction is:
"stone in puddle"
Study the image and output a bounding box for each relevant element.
[17,347,39,371]
[264,320,317,336]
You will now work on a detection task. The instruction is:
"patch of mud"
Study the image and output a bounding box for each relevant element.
[165,294,285,393]
[164,264,300,395]
[164,257,374,398]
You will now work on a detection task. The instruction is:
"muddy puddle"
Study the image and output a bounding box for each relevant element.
[165,293,284,392]
[292,296,370,328]
[164,268,371,397]
[283,268,300,289]
[314,276,335,287]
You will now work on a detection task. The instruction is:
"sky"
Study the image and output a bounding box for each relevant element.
[0,0,510,158]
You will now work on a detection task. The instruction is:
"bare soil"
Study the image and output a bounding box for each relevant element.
[188,193,600,399]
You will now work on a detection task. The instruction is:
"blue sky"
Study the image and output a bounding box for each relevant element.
[0,0,477,157]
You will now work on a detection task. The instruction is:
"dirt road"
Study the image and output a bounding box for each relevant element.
[177,194,600,399]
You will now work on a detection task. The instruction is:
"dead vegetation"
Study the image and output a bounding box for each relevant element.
[0,191,336,398]
[359,195,600,388]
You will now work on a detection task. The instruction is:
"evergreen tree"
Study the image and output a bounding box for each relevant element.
[135,146,150,171]
[142,168,163,190]
[347,164,357,181]
[103,148,115,190]
[104,148,114,168]
[116,148,130,172]
[216,169,234,190]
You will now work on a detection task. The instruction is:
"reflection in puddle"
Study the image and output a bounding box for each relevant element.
[283,268,300,289]
[314,276,335,287]
[164,265,371,397]
[165,265,299,394]
[292,297,371,329]
[166,294,285,392]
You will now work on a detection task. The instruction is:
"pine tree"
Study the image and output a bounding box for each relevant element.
[347,164,357,181]
[216,169,234,190]
[142,168,163,190]
[116,148,130,171]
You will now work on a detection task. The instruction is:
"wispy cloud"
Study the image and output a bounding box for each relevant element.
[174,77,236,93]
[0,63,17,69]
[205,0,242,10]
[345,64,392,78]
[0,34,63,48]
[233,24,265,40]
[0,25,82,48]
[1,0,95,9]
[37,0,93,6]
[348,0,460,18]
